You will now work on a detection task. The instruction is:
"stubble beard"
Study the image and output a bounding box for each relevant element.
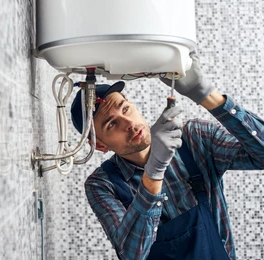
[120,124,151,156]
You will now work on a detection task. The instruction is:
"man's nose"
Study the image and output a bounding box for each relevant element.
[122,117,135,131]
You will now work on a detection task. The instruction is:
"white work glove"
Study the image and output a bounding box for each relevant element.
[160,51,215,104]
[145,106,183,180]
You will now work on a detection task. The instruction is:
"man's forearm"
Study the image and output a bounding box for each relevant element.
[200,90,226,110]
[142,172,163,195]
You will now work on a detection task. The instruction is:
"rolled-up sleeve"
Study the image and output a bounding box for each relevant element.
[209,95,264,169]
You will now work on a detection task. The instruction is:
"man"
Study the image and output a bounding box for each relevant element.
[71,52,264,260]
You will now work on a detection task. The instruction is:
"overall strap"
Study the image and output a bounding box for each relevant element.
[101,160,133,209]
[177,140,206,197]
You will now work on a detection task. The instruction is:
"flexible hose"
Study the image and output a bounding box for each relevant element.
[74,120,96,164]
[52,74,74,175]
[33,74,96,175]
[73,88,96,164]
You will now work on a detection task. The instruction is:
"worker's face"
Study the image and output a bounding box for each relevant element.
[93,92,151,156]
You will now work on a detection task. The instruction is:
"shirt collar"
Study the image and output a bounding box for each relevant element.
[109,154,144,181]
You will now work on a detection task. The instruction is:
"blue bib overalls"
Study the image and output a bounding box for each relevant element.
[102,141,230,260]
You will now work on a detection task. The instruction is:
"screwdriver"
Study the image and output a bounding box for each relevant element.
[166,72,176,110]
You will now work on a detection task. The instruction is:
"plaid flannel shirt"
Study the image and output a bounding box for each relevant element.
[86,96,264,260]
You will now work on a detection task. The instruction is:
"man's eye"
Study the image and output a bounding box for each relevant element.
[107,122,114,130]
[123,106,129,113]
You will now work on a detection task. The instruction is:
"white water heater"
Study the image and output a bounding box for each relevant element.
[36,0,196,78]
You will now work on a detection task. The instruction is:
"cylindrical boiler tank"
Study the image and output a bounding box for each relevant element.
[36,0,196,77]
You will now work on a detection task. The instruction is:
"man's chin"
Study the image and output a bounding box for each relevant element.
[119,142,150,157]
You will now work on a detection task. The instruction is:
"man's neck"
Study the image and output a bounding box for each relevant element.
[121,146,150,168]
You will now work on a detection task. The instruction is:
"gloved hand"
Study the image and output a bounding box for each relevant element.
[160,51,215,104]
[145,106,183,180]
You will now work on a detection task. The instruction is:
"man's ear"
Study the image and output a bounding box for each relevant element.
[88,139,109,153]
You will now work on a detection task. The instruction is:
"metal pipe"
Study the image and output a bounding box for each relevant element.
[38,198,45,260]
[74,120,96,164]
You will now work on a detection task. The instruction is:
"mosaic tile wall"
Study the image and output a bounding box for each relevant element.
[0,0,263,259]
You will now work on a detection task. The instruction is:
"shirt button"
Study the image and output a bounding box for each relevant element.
[252,130,257,136]
[164,196,168,201]
[154,227,158,232]
[156,201,162,206]
[231,109,236,115]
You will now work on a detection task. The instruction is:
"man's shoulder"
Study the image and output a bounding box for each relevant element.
[84,165,106,186]
[183,118,221,133]
[184,117,218,126]
[85,156,117,185]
